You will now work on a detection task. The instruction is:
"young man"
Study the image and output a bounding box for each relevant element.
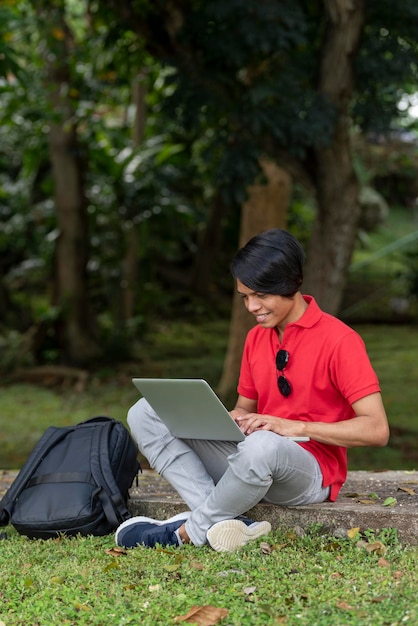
[116,229,389,552]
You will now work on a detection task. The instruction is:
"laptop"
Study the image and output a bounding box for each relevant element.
[132,378,309,442]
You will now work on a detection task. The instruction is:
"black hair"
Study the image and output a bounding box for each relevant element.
[231,229,305,297]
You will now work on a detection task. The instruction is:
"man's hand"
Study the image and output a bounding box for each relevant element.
[231,392,389,448]
[234,413,306,438]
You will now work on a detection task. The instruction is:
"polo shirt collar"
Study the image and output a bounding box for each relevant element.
[289,294,323,329]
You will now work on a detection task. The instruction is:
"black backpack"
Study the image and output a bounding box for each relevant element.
[0,416,141,539]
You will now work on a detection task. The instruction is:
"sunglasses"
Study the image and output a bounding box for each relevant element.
[276,349,292,397]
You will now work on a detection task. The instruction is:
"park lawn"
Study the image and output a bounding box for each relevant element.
[0,318,227,469]
[0,524,416,626]
[0,317,417,625]
[348,324,418,470]
[0,320,417,471]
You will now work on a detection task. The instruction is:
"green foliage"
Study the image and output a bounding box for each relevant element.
[354,0,418,133]
[1,0,418,366]
[142,0,335,203]
[0,331,34,374]
[0,526,416,625]
[287,184,316,248]
[0,2,28,80]
[400,245,418,299]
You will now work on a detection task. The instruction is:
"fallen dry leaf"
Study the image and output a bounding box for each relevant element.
[105,547,127,557]
[337,601,355,611]
[49,575,65,585]
[284,530,298,540]
[103,560,119,572]
[393,570,404,579]
[164,563,181,572]
[377,558,391,568]
[260,541,274,554]
[190,561,205,570]
[397,486,416,496]
[347,527,361,539]
[365,541,387,555]
[217,569,244,577]
[174,605,228,625]
[74,602,92,612]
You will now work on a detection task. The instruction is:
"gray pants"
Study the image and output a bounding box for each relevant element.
[127,398,330,546]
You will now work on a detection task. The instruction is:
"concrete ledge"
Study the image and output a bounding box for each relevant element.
[2,469,417,544]
[128,470,418,545]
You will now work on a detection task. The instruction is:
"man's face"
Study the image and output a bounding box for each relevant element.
[236,280,297,331]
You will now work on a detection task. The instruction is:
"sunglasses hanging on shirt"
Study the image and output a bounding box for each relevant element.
[276,349,292,397]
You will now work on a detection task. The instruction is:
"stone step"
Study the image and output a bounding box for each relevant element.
[2,469,417,544]
[128,469,418,545]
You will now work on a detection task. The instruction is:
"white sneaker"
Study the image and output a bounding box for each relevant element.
[206,519,272,552]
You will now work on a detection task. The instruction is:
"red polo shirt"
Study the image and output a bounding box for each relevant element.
[237,295,381,500]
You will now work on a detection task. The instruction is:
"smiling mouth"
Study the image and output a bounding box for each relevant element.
[255,313,269,322]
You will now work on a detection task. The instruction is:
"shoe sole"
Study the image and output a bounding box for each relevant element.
[206,520,272,552]
[115,511,191,546]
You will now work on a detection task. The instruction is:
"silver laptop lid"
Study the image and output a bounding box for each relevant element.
[132,378,245,442]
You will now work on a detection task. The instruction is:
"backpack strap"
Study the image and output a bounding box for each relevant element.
[26,472,92,487]
[88,420,131,527]
[77,416,114,427]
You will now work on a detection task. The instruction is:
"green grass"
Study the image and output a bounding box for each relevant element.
[1,320,417,472]
[352,205,418,266]
[348,324,418,470]
[342,206,418,322]
[356,325,418,433]
[0,319,228,469]
[0,525,416,625]
[1,212,418,625]
[0,383,140,468]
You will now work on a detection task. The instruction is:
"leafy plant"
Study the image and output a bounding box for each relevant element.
[0,331,34,374]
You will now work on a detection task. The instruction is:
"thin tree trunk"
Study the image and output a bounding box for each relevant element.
[303,0,364,314]
[190,192,227,294]
[121,73,147,322]
[218,161,291,404]
[37,3,100,364]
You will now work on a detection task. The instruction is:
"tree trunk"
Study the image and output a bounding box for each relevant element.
[303,0,364,315]
[37,4,101,364]
[121,73,147,322]
[190,192,227,295]
[218,161,291,404]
